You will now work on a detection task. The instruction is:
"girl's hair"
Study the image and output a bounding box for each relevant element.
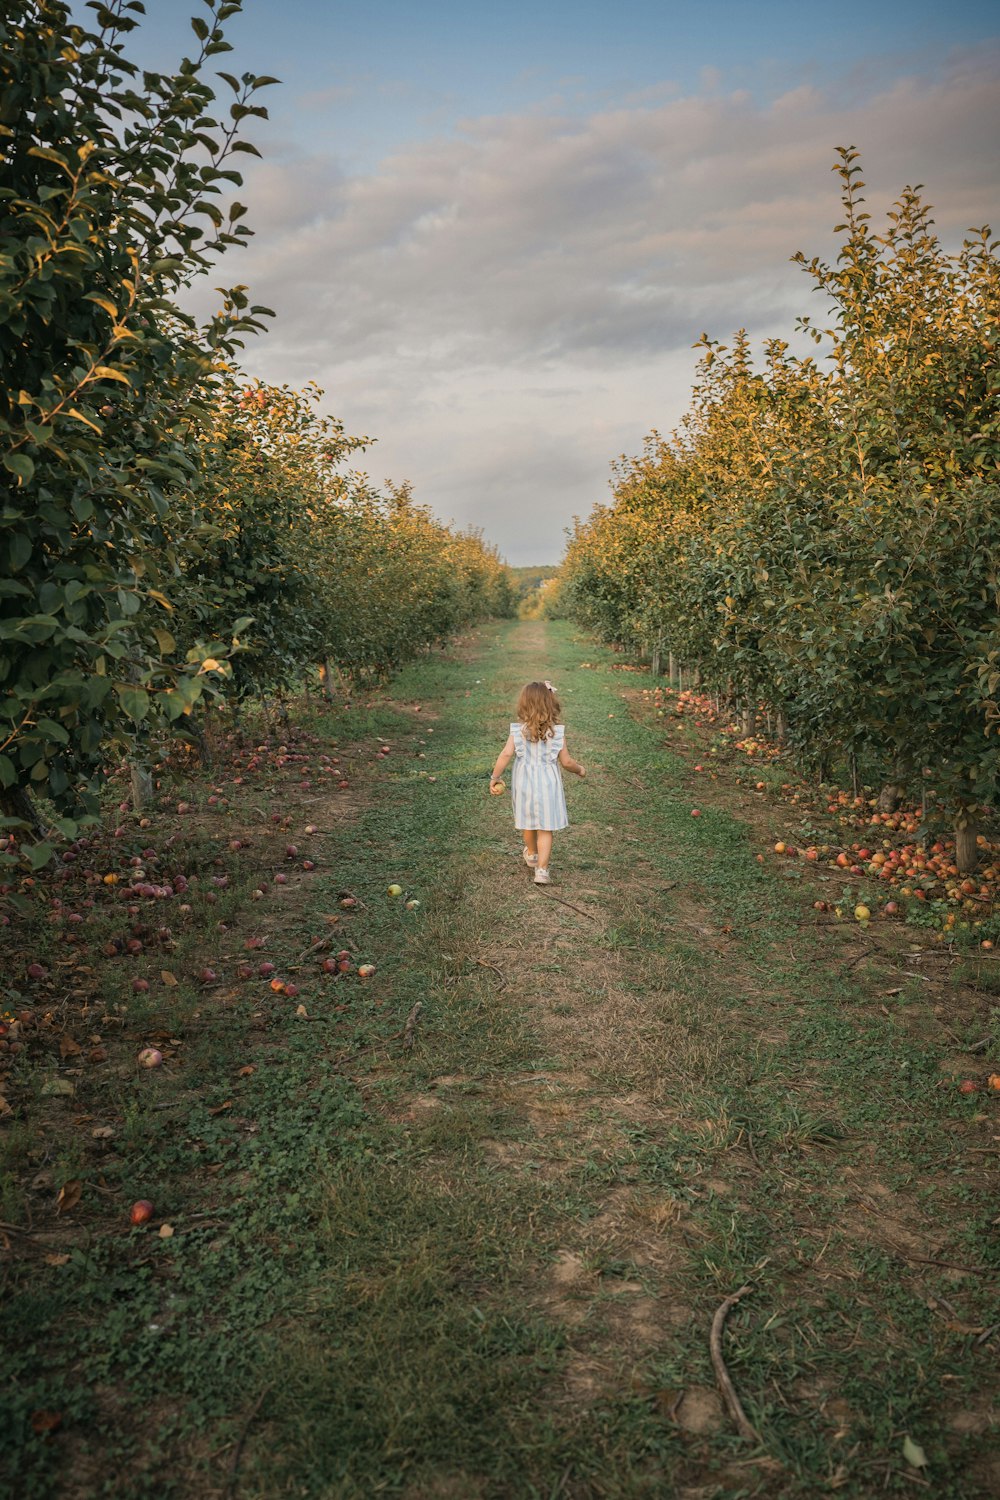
[517,681,561,742]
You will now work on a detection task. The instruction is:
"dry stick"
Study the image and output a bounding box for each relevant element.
[226,1384,272,1496]
[539,890,601,922]
[0,1219,36,1238]
[709,1284,760,1443]
[886,1242,996,1278]
[474,958,506,985]
[403,1001,422,1051]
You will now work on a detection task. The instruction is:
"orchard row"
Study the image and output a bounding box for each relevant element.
[557,151,999,868]
[1,3,514,866]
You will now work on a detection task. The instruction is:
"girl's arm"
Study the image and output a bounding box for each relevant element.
[558,744,586,777]
[490,735,515,785]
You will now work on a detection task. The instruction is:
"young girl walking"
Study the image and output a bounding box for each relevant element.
[489,680,585,885]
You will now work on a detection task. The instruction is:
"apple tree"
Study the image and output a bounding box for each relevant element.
[0,0,274,859]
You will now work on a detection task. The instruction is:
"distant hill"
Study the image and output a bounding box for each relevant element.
[508,565,559,597]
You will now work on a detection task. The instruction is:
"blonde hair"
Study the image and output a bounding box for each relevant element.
[517,681,561,742]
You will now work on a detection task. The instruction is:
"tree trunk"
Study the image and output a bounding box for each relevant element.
[955,814,979,875]
[668,652,675,686]
[742,705,756,735]
[650,639,661,678]
[775,711,787,742]
[0,784,48,837]
[130,761,153,812]
[319,660,337,703]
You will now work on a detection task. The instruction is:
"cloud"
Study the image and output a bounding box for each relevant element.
[192,47,1000,564]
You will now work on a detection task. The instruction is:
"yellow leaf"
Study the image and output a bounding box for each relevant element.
[148,590,173,611]
[91,365,132,386]
[67,407,103,433]
[160,970,178,987]
[199,658,222,673]
[85,294,119,317]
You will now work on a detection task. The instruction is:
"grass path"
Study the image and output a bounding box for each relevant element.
[3,620,997,1499]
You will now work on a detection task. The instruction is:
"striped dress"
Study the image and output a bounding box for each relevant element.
[510,722,569,831]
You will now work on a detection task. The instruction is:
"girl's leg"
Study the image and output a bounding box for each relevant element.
[522,831,537,856]
[536,830,553,869]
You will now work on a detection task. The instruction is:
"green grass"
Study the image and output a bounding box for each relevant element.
[1,621,996,1499]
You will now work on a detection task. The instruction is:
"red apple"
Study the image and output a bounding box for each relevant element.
[130,1200,154,1225]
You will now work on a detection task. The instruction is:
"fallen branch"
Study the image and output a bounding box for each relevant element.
[474,958,506,985]
[709,1284,760,1443]
[403,1001,422,1051]
[885,1241,996,1277]
[539,890,601,922]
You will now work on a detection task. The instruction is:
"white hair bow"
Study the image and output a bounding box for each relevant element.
[544,680,557,692]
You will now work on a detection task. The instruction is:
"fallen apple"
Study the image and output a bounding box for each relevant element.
[387,884,403,897]
[137,1047,162,1068]
[357,964,376,978]
[130,1200,154,1225]
[958,1079,978,1095]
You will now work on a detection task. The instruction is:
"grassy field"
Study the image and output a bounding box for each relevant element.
[1,619,997,1499]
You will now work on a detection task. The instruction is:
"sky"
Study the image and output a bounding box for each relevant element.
[124,1,1000,563]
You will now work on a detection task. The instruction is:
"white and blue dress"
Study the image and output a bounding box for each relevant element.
[510,722,569,831]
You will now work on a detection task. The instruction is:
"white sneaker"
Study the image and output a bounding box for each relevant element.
[533,866,551,884]
[522,848,538,866]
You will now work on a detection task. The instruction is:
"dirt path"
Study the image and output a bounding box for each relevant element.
[3,619,995,1500]
[370,618,997,1499]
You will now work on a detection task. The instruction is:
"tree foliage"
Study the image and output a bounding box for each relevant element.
[560,151,1000,853]
[1,1,514,864]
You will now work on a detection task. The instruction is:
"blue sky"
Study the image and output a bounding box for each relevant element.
[124,2,1000,562]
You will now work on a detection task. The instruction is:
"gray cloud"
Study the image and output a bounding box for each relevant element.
[191,48,1000,564]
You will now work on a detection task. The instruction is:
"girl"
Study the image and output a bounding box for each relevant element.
[489,680,585,885]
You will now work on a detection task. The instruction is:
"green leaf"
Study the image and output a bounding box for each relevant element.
[26,840,55,870]
[118,686,151,720]
[8,532,31,571]
[3,453,35,484]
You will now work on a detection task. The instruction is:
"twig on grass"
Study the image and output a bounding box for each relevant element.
[886,1242,996,1278]
[403,1001,422,1051]
[0,1219,36,1239]
[474,958,506,985]
[539,890,601,922]
[226,1384,271,1495]
[709,1283,760,1444]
